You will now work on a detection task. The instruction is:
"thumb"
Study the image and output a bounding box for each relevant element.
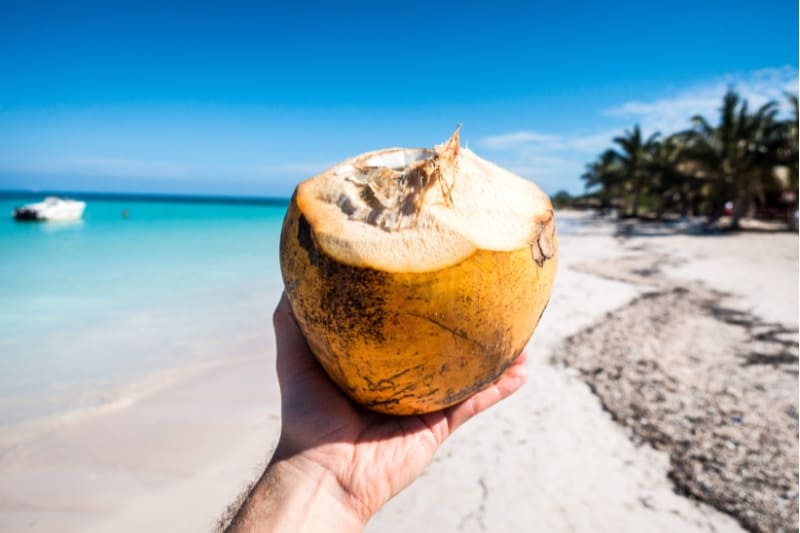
[272,292,317,385]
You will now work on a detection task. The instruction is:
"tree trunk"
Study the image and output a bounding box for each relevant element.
[630,182,641,218]
[656,194,666,220]
[730,193,750,230]
[679,191,690,218]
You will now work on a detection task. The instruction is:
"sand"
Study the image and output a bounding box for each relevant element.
[0,211,795,532]
[560,230,798,532]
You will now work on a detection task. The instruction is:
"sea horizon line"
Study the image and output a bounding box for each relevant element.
[0,189,291,206]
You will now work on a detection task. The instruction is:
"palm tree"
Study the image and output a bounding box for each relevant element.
[579,90,796,225]
[781,93,798,200]
[581,149,623,212]
[685,90,783,227]
[647,133,699,218]
[611,125,660,217]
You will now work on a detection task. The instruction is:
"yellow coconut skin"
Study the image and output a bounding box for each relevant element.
[279,194,558,415]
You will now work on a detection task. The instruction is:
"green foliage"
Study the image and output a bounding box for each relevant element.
[552,190,573,208]
[581,90,799,227]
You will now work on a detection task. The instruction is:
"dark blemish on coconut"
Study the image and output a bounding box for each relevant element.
[297,214,316,263]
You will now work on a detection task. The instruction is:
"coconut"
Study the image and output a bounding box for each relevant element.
[279,128,557,415]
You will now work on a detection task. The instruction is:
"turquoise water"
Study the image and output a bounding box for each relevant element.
[0,195,576,429]
[0,195,288,427]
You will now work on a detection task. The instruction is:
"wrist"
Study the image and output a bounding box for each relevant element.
[227,446,366,532]
[273,452,367,531]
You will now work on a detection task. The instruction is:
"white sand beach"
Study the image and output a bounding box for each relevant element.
[0,211,796,532]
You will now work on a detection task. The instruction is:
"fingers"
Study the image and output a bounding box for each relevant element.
[509,350,528,367]
[443,351,528,434]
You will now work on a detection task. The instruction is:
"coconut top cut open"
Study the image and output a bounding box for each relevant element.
[295,128,556,273]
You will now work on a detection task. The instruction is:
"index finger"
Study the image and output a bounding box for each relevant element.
[441,351,528,433]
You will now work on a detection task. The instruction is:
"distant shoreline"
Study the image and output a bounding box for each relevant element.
[0,189,291,206]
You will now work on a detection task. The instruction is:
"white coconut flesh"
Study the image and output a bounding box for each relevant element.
[295,130,555,273]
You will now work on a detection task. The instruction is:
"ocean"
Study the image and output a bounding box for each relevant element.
[0,193,288,429]
[0,192,577,433]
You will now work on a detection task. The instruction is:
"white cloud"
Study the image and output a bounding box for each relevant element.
[474,128,623,193]
[479,129,622,156]
[473,130,592,192]
[507,158,587,194]
[479,131,563,150]
[604,66,798,135]
[565,129,623,153]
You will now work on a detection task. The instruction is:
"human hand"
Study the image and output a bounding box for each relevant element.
[225,292,528,532]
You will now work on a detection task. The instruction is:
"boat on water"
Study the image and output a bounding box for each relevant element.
[13,197,86,222]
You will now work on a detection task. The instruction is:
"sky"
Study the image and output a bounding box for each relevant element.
[0,0,797,197]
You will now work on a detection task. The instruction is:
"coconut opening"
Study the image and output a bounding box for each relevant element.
[330,147,449,232]
[296,130,555,273]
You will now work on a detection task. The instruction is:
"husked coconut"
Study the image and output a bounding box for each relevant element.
[280,128,557,415]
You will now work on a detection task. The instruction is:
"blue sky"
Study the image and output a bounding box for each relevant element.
[0,1,797,197]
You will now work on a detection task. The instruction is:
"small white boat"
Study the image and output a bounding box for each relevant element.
[13,197,86,222]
